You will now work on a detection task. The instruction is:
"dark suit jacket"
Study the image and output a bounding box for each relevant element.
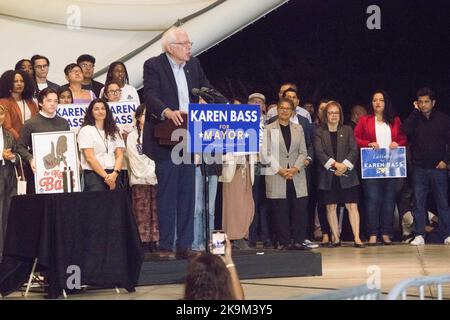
[34,80,60,97]
[142,53,211,161]
[1,127,19,175]
[267,114,314,161]
[314,125,359,190]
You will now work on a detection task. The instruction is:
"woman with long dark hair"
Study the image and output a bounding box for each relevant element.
[0,70,38,141]
[184,235,244,300]
[354,90,407,245]
[127,104,159,251]
[77,98,125,191]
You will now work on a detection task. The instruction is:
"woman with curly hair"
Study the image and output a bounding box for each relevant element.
[77,98,125,191]
[0,69,38,141]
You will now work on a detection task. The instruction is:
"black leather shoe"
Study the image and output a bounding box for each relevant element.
[176,249,202,260]
[354,243,366,248]
[367,242,378,247]
[291,242,312,250]
[382,241,394,246]
[328,241,341,248]
[263,241,275,249]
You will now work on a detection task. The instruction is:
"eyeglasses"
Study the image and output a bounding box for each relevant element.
[35,64,48,69]
[80,63,94,69]
[278,107,293,112]
[107,89,122,95]
[327,111,340,115]
[171,41,193,48]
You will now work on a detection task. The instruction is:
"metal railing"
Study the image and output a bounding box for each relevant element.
[387,274,450,300]
[295,285,381,300]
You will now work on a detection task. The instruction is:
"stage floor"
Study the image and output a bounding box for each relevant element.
[5,243,450,300]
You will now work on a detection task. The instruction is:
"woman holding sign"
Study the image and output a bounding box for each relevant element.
[77,98,125,191]
[354,90,407,245]
[314,101,364,248]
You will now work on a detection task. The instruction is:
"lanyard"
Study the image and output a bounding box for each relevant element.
[95,127,109,154]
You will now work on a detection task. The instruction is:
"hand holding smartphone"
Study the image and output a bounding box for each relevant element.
[211,230,226,256]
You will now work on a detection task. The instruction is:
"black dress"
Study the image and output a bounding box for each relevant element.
[320,131,359,205]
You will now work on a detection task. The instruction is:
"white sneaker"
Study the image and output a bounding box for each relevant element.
[410,235,425,246]
[303,239,319,249]
[444,237,450,245]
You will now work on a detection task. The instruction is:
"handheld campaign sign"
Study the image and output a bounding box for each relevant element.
[188,104,260,154]
[361,146,407,179]
[57,100,138,133]
[32,131,81,194]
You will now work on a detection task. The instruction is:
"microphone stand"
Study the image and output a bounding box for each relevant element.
[193,90,228,253]
[202,157,211,253]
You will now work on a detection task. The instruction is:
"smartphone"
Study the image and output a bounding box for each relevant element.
[211,230,226,255]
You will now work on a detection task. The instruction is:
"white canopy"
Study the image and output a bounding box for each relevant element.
[1,0,287,88]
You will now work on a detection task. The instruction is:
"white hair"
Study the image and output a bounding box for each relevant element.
[161,27,186,52]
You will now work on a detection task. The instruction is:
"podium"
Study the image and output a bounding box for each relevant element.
[154,113,187,146]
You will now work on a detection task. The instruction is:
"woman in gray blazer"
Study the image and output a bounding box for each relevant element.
[314,101,364,248]
[261,98,309,250]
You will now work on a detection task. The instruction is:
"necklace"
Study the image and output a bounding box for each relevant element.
[95,127,109,154]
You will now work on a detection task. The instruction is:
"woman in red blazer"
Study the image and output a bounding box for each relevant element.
[0,70,38,141]
[354,90,407,246]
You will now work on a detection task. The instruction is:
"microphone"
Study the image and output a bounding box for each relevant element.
[192,87,228,104]
[192,88,214,102]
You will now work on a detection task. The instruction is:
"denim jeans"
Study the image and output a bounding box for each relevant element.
[413,166,450,238]
[192,167,218,250]
[363,178,397,236]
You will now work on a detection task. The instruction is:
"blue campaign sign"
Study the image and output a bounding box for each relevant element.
[188,104,260,154]
[361,147,407,179]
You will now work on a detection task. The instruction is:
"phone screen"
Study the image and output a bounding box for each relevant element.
[211,230,225,255]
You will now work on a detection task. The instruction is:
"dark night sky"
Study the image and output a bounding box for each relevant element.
[198,0,450,119]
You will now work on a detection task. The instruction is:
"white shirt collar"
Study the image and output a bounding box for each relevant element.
[166,53,186,69]
[39,110,56,118]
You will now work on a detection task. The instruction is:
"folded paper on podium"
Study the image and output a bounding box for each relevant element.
[154,113,188,146]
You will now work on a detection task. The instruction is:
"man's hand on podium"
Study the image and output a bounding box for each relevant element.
[164,108,186,126]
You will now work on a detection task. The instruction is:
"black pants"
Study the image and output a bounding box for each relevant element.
[83,170,125,192]
[270,180,308,246]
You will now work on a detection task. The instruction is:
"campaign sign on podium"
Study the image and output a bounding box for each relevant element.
[188,104,260,154]
[361,146,407,179]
